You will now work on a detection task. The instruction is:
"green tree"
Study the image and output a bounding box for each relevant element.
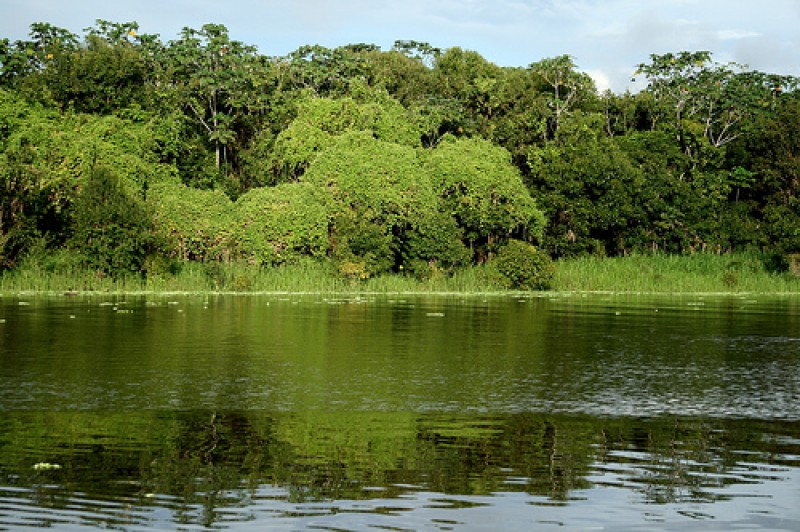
[628,51,800,252]
[634,51,796,163]
[424,136,545,260]
[165,24,269,173]
[0,94,177,265]
[69,166,155,275]
[615,130,697,252]
[0,132,47,267]
[265,92,421,182]
[392,40,441,66]
[528,113,647,256]
[529,55,596,137]
[40,31,147,113]
[302,131,465,278]
[430,47,504,137]
[734,93,800,252]
[1,91,72,265]
[0,23,79,88]
[365,44,436,108]
[287,44,375,96]
[477,67,549,160]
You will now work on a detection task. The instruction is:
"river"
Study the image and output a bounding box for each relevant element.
[1,293,798,530]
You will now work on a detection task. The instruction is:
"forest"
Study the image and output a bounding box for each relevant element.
[1,20,799,289]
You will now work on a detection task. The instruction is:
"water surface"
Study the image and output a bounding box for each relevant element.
[1,294,798,530]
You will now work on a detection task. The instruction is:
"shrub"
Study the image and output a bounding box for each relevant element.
[491,239,555,290]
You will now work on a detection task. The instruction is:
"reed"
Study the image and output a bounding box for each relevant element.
[552,252,800,294]
[2,252,798,295]
[359,265,504,294]
[0,259,145,293]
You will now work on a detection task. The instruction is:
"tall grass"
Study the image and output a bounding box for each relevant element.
[552,252,800,294]
[0,258,342,294]
[2,251,798,295]
[361,264,504,294]
[0,256,506,295]
[0,255,147,293]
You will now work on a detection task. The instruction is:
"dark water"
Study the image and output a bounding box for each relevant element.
[1,293,798,530]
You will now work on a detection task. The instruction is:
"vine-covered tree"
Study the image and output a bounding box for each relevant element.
[2,18,800,279]
[425,136,545,259]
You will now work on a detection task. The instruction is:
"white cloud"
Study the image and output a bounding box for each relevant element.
[586,70,611,92]
[717,29,761,41]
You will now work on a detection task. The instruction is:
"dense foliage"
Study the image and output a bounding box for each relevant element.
[2,20,799,285]
[491,239,555,290]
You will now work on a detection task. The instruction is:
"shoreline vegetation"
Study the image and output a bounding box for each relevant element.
[2,252,799,296]
[2,22,800,295]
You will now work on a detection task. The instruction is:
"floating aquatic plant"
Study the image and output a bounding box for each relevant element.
[33,462,62,471]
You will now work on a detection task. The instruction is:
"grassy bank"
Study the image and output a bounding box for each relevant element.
[1,252,799,295]
[551,252,800,294]
[0,256,507,295]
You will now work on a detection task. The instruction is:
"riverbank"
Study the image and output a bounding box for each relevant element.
[1,252,799,295]
[553,253,800,294]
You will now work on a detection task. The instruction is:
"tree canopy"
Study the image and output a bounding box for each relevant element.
[2,20,799,280]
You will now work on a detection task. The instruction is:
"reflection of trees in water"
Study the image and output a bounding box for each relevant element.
[2,411,798,528]
[594,418,796,505]
[415,414,594,500]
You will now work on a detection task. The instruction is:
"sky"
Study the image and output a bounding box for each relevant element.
[2,0,799,92]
